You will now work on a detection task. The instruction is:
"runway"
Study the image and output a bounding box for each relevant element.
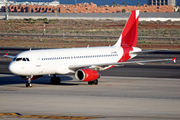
[0,47,180,119]
[0,74,180,120]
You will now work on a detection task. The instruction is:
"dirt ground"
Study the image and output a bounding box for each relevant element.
[0,19,180,50]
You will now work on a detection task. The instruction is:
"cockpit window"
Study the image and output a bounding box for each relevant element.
[16,58,22,61]
[23,58,26,61]
[26,58,30,61]
[15,58,30,61]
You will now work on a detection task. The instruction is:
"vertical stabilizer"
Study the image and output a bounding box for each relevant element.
[114,10,139,47]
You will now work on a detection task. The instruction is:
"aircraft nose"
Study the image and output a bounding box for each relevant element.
[8,62,19,75]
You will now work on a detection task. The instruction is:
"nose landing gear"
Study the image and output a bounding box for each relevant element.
[26,76,32,87]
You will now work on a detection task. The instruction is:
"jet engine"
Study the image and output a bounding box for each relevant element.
[75,69,100,82]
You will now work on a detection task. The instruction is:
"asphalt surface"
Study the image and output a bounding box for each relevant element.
[0,75,180,120]
[0,47,180,120]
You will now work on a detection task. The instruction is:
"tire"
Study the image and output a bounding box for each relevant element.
[88,79,98,85]
[55,77,61,84]
[26,83,29,87]
[51,77,61,84]
[26,83,32,87]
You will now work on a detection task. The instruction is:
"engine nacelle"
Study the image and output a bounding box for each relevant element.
[20,75,43,80]
[75,69,100,82]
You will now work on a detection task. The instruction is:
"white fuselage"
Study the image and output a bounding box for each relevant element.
[8,46,141,76]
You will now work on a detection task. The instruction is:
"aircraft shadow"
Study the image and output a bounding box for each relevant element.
[0,74,79,86]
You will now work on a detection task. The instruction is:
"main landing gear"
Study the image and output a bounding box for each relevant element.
[88,79,98,85]
[26,76,32,87]
[51,74,61,84]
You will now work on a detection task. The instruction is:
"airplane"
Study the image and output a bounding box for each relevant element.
[4,10,176,87]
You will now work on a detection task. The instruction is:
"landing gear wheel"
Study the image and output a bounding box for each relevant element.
[88,79,98,85]
[51,77,61,84]
[26,83,32,87]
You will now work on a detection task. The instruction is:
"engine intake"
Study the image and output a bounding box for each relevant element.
[75,69,100,82]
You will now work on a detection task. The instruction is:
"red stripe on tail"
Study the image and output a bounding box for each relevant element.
[114,10,139,47]
[121,10,139,47]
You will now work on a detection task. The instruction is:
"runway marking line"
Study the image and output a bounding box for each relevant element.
[0,113,101,119]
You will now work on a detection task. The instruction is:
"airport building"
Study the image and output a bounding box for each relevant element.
[147,0,176,6]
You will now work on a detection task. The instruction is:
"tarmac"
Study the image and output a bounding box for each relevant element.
[0,75,180,120]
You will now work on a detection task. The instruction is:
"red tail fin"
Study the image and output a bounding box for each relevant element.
[114,10,139,47]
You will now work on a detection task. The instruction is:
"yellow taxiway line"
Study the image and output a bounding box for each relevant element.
[0,113,101,119]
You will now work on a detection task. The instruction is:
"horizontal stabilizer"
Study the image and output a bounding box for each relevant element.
[130,49,168,55]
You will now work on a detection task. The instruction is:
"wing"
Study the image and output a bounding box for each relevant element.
[69,56,176,71]
[3,52,15,59]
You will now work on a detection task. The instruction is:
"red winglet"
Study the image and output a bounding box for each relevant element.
[5,51,9,58]
[172,56,177,63]
[5,52,9,55]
